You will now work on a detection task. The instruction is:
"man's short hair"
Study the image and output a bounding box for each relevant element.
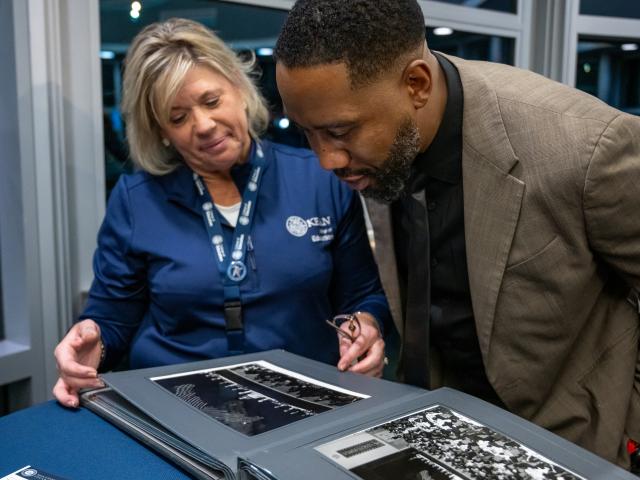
[275,0,426,87]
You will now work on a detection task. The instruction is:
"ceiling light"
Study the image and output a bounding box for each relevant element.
[433,27,454,36]
[621,43,639,51]
[277,118,290,129]
[256,47,274,57]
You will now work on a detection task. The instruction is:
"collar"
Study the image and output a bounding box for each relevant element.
[411,51,464,188]
[159,139,270,215]
[159,163,201,214]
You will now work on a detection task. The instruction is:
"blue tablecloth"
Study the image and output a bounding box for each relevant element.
[0,400,192,479]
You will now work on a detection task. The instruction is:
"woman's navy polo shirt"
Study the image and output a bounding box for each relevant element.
[81,141,390,369]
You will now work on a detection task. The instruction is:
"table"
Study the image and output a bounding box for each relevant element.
[0,400,193,479]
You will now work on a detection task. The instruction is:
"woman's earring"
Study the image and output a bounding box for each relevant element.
[162,138,170,147]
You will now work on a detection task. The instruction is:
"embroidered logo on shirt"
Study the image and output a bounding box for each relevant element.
[286,216,309,237]
[286,215,334,242]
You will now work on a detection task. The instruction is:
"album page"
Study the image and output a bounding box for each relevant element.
[95,350,425,479]
[149,359,368,436]
[314,404,583,480]
[238,388,637,480]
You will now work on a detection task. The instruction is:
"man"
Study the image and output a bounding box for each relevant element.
[274,0,640,470]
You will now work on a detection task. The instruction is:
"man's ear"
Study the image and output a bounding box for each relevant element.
[403,60,431,109]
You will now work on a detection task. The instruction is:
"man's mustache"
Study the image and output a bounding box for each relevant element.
[334,167,375,178]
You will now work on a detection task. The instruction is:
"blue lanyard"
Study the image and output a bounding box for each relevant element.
[193,141,267,354]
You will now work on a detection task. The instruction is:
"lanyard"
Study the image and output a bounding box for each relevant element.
[193,141,267,354]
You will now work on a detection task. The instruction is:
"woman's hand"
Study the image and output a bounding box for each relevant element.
[52,319,105,408]
[336,312,386,377]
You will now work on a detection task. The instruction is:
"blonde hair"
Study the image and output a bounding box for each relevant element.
[121,18,270,175]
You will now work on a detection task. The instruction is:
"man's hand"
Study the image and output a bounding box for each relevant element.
[336,312,386,377]
[52,319,105,408]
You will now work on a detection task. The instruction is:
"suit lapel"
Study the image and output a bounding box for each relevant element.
[365,198,404,336]
[449,55,525,359]
[462,149,524,358]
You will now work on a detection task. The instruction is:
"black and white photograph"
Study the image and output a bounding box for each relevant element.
[151,361,367,436]
[316,405,585,480]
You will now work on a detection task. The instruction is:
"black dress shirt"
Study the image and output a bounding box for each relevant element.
[392,53,503,405]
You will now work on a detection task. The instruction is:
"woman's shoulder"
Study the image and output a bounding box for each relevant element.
[265,140,353,208]
[267,140,340,184]
[268,140,317,162]
[112,167,186,195]
[112,169,155,191]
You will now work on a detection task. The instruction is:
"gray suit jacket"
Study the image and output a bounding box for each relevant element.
[366,54,640,468]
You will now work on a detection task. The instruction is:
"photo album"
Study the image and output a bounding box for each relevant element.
[80,350,635,480]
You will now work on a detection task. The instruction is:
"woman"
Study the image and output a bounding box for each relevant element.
[53,18,390,408]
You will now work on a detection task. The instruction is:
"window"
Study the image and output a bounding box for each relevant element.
[427,27,515,65]
[574,2,640,115]
[579,0,640,20]
[576,37,640,115]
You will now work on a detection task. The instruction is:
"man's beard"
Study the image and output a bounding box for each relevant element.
[336,117,420,204]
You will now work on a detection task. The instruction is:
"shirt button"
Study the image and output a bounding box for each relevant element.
[427,201,437,211]
[431,258,439,268]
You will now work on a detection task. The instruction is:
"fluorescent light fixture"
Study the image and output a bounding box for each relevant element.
[621,43,639,51]
[277,118,290,129]
[256,47,274,57]
[130,9,140,19]
[433,27,454,36]
[100,50,116,60]
[131,1,142,11]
